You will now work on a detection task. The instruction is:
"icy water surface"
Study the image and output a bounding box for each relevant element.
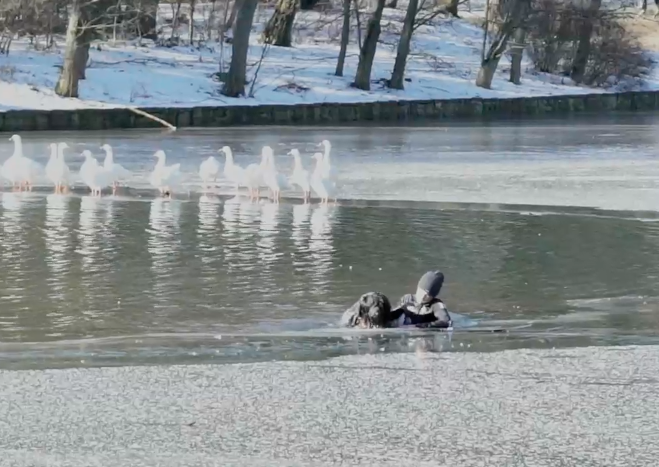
[1,112,659,369]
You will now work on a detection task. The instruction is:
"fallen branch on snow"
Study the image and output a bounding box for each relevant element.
[128,107,177,131]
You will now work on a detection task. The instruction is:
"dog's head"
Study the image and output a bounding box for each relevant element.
[342,292,392,328]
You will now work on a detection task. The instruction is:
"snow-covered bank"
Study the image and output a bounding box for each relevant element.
[1,3,658,112]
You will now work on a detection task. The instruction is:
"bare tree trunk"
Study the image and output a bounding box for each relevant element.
[226,0,241,30]
[446,0,460,17]
[189,0,196,45]
[206,0,218,41]
[222,0,258,97]
[219,0,233,70]
[300,0,323,9]
[55,0,82,97]
[335,0,351,76]
[570,0,602,84]
[112,9,118,43]
[354,3,362,48]
[509,26,526,85]
[389,0,418,89]
[481,0,490,61]
[353,0,386,90]
[138,0,159,40]
[475,0,529,89]
[171,0,183,40]
[263,0,297,47]
[74,37,90,80]
[475,56,501,89]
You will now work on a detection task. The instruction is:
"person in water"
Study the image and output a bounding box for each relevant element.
[341,270,452,329]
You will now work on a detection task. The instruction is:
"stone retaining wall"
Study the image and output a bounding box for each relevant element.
[0,91,657,132]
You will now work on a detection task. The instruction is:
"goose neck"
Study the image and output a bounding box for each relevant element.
[13,137,24,159]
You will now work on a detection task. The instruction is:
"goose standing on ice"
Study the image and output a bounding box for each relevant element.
[101,144,131,194]
[199,154,221,193]
[80,150,112,197]
[1,134,24,190]
[318,139,337,202]
[149,150,182,198]
[262,146,287,203]
[318,140,336,182]
[56,142,71,193]
[288,149,311,203]
[242,148,268,201]
[310,152,331,204]
[1,134,42,191]
[221,146,246,194]
[46,142,71,193]
[45,143,59,188]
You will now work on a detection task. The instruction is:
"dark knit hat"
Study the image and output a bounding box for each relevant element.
[417,271,444,298]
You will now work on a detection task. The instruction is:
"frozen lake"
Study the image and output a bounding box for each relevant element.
[1,112,659,368]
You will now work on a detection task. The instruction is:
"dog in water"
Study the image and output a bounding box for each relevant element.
[340,271,454,329]
[340,292,395,328]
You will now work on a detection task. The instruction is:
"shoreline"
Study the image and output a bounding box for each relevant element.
[1,346,657,466]
[1,90,657,132]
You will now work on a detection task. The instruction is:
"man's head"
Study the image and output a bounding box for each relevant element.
[415,271,444,304]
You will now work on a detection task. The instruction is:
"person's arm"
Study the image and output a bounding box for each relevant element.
[402,308,437,325]
[431,302,452,328]
[414,302,452,329]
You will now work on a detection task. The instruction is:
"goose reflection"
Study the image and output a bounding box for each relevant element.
[291,202,312,251]
[239,199,261,228]
[219,197,260,298]
[1,192,28,306]
[147,197,182,308]
[77,195,105,274]
[235,199,261,269]
[257,201,281,268]
[44,194,72,289]
[197,194,221,266]
[221,195,241,268]
[75,195,112,322]
[102,195,115,229]
[308,204,336,295]
[1,192,26,255]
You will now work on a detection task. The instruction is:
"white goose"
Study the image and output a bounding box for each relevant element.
[199,154,221,192]
[288,149,311,203]
[44,143,59,187]
[101,144,131,193]
[310,152,331,204]
[1,134,42,191]
[46,142,71,193]
[149,150,182,197]
[318,139,337,202]
[261,146,288,202]
[56,142,72,192]
[221,146,246,193]
[80,150,112,197]
[318,139,335,182]
[242,148,269,201]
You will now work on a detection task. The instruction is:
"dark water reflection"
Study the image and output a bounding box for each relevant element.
[1,191,659,369]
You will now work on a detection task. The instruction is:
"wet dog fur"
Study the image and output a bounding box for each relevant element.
[342,291,393,328]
